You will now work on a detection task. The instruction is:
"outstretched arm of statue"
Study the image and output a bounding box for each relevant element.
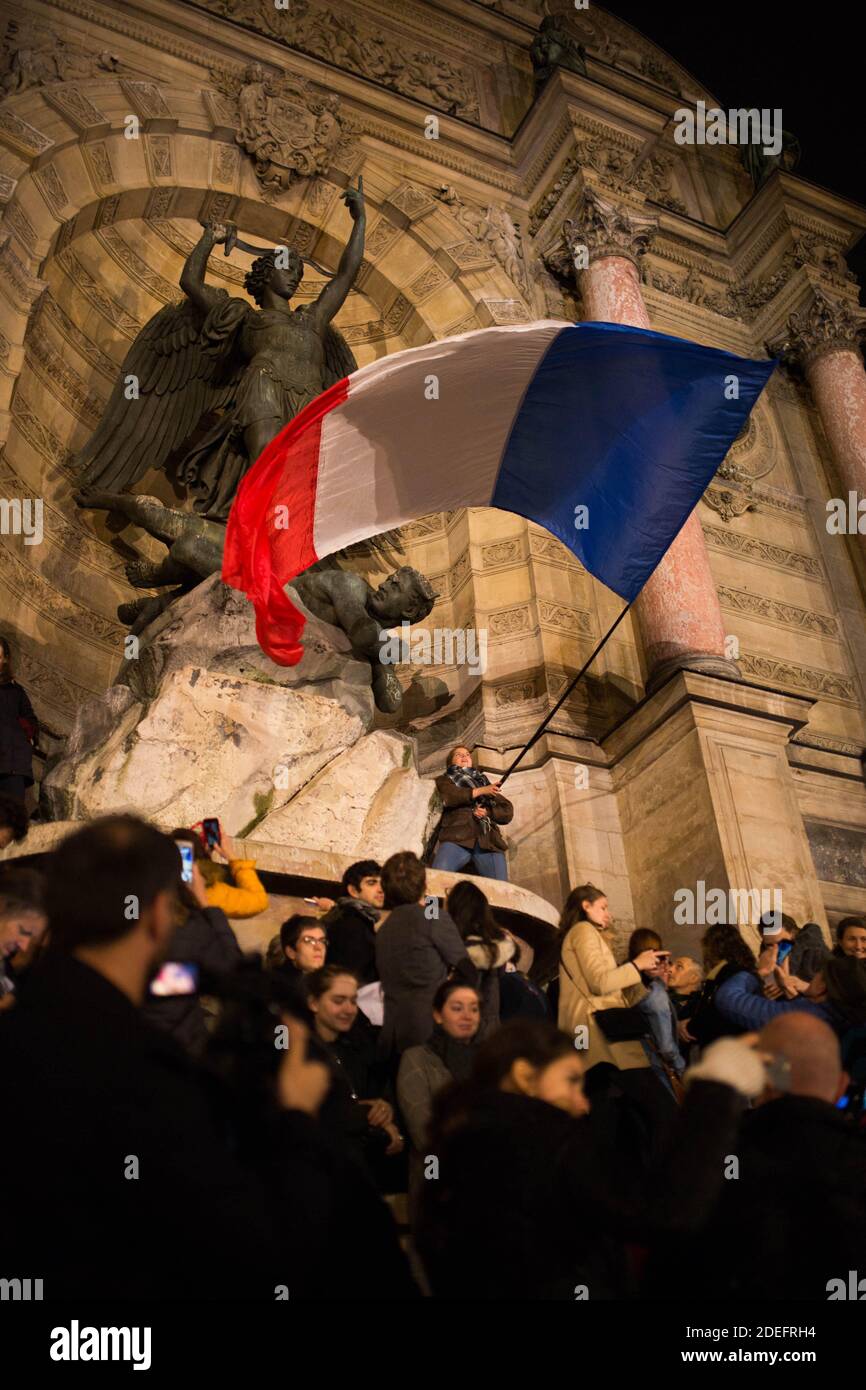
[180,222,228,314]
[310,177,366,328]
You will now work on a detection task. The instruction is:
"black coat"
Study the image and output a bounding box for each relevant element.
[141,905,243,1054]
[375,903,477,1054]
[322,899,379,984]
[0,678,37,781]
[687,961,746,1047]
[0,952,417,1299]
[667,1094,866,1300]
[417,1080,744,1300]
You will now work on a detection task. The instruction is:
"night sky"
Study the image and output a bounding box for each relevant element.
[602,2,865,295]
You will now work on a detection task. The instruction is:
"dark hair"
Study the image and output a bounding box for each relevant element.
[0,793,29,842]
[279,914,322,954]
[446,744,472,767]
[836,916,866,943]
[447,879,505,967]
[44,816,181,951]
[244,248,303,306]
[305,963,359,1002]
[758,910,799,937]
[432,978,480,1013]
[0,865,45,919]
[341,859,382,895]
[171,828,207,861]
[381,850,426,908]
[559,883,606,935]
[628,927,662,959]
[0,635,10,660]
[472,1020,575,1090]
[701,923,757,973]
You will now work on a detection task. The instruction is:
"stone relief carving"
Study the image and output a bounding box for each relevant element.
[434,185,529,298]
[0,18,120,95]
[717,585,838,637]
[209,62,351,196]
[197,0,479,119]
[702,486,757,523]
[702,524,823,579]
[529,137,685,238]
[545,4,687,96]
[739,651,855,704]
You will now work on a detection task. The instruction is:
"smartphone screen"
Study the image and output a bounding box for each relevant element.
[149,962,199,997]
[178,842,194,884]
[203,817,221,849]
[775,939,793,963]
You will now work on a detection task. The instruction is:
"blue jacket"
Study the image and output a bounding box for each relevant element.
[714,970,833,1033]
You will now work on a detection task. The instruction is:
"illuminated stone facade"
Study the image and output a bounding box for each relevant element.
[1,0,864,944]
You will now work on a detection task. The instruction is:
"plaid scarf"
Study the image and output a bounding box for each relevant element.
[445,764,494,835]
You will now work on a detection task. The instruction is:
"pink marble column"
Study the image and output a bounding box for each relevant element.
[565,188,737,687]
[785,291,866,548]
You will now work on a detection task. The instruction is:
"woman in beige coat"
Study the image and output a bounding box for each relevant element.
[558,884,663,1071]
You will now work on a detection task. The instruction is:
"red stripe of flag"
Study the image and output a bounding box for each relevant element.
[222,376,350,665]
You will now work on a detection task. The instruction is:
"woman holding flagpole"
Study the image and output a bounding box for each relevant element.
[432,746,513,882]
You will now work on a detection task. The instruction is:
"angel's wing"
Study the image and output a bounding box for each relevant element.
[322,324,358,388]
[75,294,248,493]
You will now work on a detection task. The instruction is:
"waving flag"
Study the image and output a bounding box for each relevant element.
[223,320,775,664]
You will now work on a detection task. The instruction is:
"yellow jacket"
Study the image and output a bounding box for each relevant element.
[204,859,268,919]
[558,920,648,1070]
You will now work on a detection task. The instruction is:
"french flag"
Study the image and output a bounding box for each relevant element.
[223,320,775,664]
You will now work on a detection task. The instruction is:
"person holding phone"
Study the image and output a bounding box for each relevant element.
[141,833,243,1053]
[557,884,663,1073]
[175,823,268,920]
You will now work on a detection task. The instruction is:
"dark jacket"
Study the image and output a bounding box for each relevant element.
[375,903,478,1054]
[434,774,513,853]
[141,905,243,1054]
[687,960,748,1047]
[417,1080,745,1299]
[672,1095,866,1300]
[321,898,379,984]
[0,678,37,782]
[0,952,417,1299]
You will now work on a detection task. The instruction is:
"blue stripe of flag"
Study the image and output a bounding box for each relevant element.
[491,321,776,601]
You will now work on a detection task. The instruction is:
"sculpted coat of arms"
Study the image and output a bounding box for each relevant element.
[211,62,349,193]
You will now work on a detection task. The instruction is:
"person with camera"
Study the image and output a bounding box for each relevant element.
[432,745,513,882]
[659,1012,866,1300]
[173,824,268,919]
[0,815,417,1299]
[140,829,244,1054]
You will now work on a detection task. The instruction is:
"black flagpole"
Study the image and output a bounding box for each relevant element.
[497,601,633,788]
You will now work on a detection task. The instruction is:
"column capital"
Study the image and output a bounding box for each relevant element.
[563,186,659,274]
[773,287,866,370]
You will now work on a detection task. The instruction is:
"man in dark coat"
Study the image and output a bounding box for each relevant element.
[319,858,384,985]
[375,851,477,1055]
[654,1012,866,1300]
[0,815,417,1300]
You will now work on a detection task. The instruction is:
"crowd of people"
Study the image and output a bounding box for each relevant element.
[1,788,865,1301]
[1,643,865,1301]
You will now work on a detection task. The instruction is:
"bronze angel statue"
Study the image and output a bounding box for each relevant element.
[76,178,365,528]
